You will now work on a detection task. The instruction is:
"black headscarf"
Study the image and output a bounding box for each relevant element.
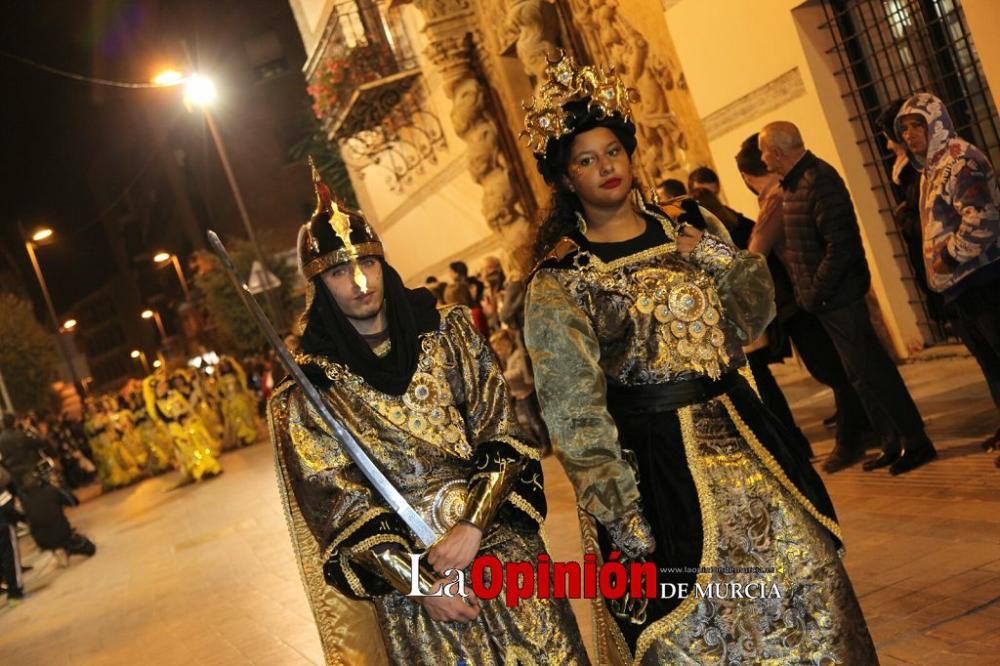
[298,259,440,395]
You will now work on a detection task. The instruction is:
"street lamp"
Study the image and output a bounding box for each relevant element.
[18,222,84,398]
[141,308,168,340]
[153,251,191,300]
[130,349,151,374]
[62,318,77,332]
[153,68,281,326]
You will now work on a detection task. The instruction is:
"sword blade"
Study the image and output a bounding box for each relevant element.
[206,230,436,548]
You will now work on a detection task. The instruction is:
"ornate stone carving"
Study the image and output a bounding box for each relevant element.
[567,0,692,182]
[503,0,561,83]
[403,0,535,266]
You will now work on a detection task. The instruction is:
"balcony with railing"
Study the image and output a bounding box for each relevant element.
[305,1,446,192]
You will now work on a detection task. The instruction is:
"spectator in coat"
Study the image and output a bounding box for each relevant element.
[896,93,1000,455]
[759,121,936,475]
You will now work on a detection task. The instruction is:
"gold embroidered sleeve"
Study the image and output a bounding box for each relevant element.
[269,386,421,598]
[523,270,641,527]
[715,249,776,343]
[447,307,539,461]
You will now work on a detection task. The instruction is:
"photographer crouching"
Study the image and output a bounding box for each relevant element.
[0,413,95,569]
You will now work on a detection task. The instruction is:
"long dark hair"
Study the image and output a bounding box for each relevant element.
[531,100,638,262]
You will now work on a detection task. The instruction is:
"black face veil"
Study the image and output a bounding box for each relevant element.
[298,258,440,396]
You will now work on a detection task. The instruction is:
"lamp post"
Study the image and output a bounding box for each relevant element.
[18,222,84,398]
[130,349,151,374]
[141,308,168,340]
[154,251,191,300]
[154,70,282,327]
[141,309,169,367]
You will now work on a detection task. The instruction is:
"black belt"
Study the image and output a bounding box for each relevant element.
[605,370,742,415]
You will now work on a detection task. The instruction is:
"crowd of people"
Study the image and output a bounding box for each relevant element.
[0,355,265,610]
[649,91,999,474]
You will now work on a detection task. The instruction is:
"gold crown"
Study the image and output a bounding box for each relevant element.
[520,51,638,154]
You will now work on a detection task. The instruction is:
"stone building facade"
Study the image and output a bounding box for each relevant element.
[288,0,1000,359]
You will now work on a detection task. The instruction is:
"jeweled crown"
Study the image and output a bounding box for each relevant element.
[520,51,639,154]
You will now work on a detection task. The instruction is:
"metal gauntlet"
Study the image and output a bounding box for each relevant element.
[353,545,437,596]
[606,501,656,559]
[461,458,526,532]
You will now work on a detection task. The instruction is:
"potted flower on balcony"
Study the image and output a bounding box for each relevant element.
[308,41,397,121]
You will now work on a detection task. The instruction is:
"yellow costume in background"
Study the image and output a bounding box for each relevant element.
[129,388,173,474]
[217,356,258,448]
[145,373,222,483]
[110,399,149,480]
[84,404,126,490]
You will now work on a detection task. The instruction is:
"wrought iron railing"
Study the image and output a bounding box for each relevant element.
[305,1,445,192]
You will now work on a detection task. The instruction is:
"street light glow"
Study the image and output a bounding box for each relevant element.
[31,228,53,242]
[141,309,154,319]
[153,360,162,368]
[153,251,171,263]
[152,70,184,86]
[63,319,77,331]
[184,75,217,107]
[130,350,141,359]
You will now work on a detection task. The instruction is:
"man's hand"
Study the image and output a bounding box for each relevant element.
[676,224,704,257]
[417,579,481,622]
[427,522,482,573]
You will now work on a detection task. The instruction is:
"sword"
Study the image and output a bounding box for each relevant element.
[207,230,437,548]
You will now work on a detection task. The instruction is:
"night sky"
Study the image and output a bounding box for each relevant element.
[0,1,225,318]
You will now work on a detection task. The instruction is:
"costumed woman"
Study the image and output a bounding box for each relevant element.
[170,370,223,456]
[127,385,173,474]
[217,356,258,448]
[145,371,222,483]
[111,395,150,479]
[266,164,587,665]
[86,397,138,489]
[521,53,876,665]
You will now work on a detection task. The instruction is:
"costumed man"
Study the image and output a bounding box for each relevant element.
[145,371,222,484]
[266,164,587,665]
[521,54,876,664]
[217,356,258,448]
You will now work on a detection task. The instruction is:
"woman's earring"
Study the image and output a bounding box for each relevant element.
[575,210,588,234]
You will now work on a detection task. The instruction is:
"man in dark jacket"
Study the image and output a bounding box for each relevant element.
[759,121,936,475]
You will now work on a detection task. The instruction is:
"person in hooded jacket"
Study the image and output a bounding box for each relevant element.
[896,93,1000,458]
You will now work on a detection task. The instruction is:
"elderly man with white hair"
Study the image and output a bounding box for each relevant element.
[759,121,937,475]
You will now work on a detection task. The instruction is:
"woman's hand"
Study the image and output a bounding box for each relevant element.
[676,224,704,257]
[427,522,483,574]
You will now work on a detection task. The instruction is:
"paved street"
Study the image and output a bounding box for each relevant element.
[2,349,998,665]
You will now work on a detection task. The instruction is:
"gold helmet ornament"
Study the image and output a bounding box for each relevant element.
[298,157,383,292]
[520,50,639,156]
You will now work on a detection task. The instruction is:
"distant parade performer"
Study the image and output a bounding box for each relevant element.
[168,369,223,456]
[85,397,137,490]
[217,356,258,448]
[110,395,150,478]
[126,387,173,474]
[145,371,222,483]
[265,164,586,664]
